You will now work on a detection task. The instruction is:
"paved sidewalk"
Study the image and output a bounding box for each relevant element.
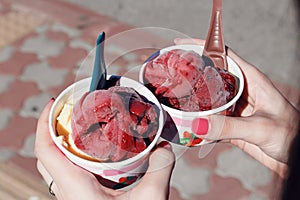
[67,0,300,90]
[0,0,299,199]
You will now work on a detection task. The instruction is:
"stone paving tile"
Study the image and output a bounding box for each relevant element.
[0,50,39,75]
[243,193,268,200]
[195,174,251,200]
[47,46,88,69]
[47,71,77,96]
[0,148,16,162]
[169,187,184,200]
[257,174,284,200]
[10,154,41,178]
[20,34,65,60]
[215,147,272,191]
[19,92,53,118]
[79,19,128,44]
[0,73,15,93]
[18,133,36,158]
[35,24,51,34]
[183,143,232,169]
[0,115,36,149]
[0,10,43,48]
[0,108,13,131]
[69,39,93,51]
[0,80,41,110]
[0,1,10,14]
[11,31,40,49]
[171,157,211,199]
[0,46,14,62]
[45,30,70,42]
[20,61,68,91]
[274,82,300,110]
[50,23,81,38]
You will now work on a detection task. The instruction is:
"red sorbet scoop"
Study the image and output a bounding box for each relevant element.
[144,49,236,111]
[71,86,159,162]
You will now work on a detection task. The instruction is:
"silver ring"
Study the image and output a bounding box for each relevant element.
[49,180,56,196]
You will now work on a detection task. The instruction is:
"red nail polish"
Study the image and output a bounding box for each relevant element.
[157,141,172,150]
[48,97,55,104]
[191,118,209,135]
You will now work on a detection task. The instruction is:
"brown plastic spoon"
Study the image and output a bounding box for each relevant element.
[202,0,227,70]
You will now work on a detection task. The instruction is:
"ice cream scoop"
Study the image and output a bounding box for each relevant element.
[71,79,159,162]
[202,0,227,70]
[142,48,236,112]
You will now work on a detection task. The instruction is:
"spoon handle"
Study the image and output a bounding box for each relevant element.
[203,0,227,70]
[90,32,107,92]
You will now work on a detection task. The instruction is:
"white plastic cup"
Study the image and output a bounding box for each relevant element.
[49,75,164,189]
[140,44,244,147]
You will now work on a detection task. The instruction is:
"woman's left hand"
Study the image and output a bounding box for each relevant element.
[35,99,175,200]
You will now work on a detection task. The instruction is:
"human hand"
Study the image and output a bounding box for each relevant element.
[174,38,300,177]
[35,99,175,200]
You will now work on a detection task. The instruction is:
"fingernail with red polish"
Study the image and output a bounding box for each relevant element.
[158,141,172,150]
[192,118,209,135]
[48,97,55,103]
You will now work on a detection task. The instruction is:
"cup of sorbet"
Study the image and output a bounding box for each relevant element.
[49,75,164,189]
[139,44,244,147]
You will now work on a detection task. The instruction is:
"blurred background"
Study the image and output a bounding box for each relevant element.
[0,0,299,199]
[67,0,300,89]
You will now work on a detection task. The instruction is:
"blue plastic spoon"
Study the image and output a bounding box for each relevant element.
[89,32,107,91]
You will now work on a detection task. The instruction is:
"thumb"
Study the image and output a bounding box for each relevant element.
[134,143,175,199]
[192,115,264,144]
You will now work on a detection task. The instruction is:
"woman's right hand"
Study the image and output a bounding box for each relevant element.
[175,38,300,177]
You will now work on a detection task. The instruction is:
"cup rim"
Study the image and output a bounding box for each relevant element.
[49,75,164,168]
[139,44,244,117]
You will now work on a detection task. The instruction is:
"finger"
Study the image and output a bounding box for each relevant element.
[34,99,92,186]
[209,115,254,141]
[35,99,121,199]
[192,115,271,145]
[37,160,61,197]
[34,98,70,177]
[37,160,52,186]
[35,98,73,176]
[133,144,175,199]
[230,139,287,178]
[35,98,55,149]
[174,38,205,45]
[225,47,268,82]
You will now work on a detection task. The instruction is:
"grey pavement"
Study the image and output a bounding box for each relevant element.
[66,0,300,89]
